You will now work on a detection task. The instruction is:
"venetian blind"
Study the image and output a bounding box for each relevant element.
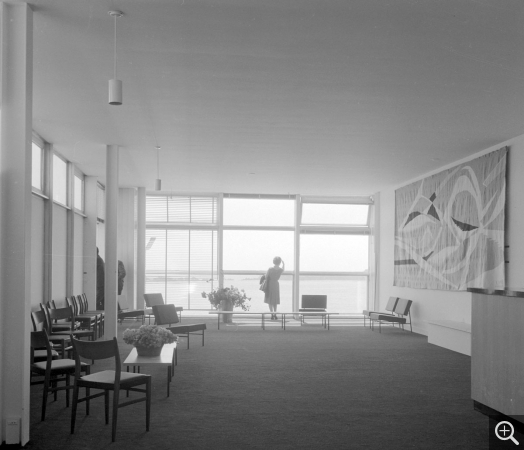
[145,195,218,309]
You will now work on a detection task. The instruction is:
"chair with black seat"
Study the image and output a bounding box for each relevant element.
[363,296,399,328]
[369,298,413,333]
[299,295,328,326]
[70,336,151,442]
[30,331,90,421]
[143,293,183,324]
[117,302,145,324]
[152,304,205,349]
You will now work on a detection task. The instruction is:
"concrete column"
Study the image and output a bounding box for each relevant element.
[43,142,53,307]
[83,177,98,307]
[293,195,301,313]
[66,162,74,296]
[104,145,119,339]
[0,3,33,445]
[118,188,136,309]
[136,187,146,309]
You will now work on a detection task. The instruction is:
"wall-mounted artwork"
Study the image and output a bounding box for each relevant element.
[394,147,507,290]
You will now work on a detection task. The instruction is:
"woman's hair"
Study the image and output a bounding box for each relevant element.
[273,256,282,265]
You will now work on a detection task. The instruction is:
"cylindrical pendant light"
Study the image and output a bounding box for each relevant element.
[108,11,123,105]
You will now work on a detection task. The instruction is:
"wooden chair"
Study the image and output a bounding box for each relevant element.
[66,296,100,339]
[31,309,72,359]
[70,337,151,442]
[49,306,97,341]
[78,294,104,336]
[30,331,90,421]
[152,304,205,349]
[363,296,399,328]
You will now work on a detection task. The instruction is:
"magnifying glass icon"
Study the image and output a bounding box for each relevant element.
[495,421,519,445]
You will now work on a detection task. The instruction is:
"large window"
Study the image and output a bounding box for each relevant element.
[223,230,294,271]
[223,197,294,226]
[52,153,68,206]
[146,194,372,312]
[300,235,368,272]
[32,142,43,192]
[146,195,218,309]
[73,172,84,212]
[299,200,370,313]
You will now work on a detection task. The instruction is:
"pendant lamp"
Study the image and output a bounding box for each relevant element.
[155,146,162,191]
[108,11,123,105]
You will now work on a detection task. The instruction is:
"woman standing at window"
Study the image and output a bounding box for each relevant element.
[264,256,285,320]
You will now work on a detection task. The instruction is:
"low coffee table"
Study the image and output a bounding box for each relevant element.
[124,342,177,397]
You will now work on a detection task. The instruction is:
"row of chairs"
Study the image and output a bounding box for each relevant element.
[30,293,204,441]
[30,331,150,442]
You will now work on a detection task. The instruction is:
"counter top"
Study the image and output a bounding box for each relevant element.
[467,287,524,298]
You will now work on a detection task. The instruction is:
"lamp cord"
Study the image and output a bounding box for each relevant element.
[113,15,117,79]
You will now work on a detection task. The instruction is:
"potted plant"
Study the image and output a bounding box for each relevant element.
[202,286,251,323]
[123,325,177,356]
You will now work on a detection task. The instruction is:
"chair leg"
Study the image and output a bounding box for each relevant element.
[71,383,79,434]
[146,378,151,432]
[112,388,120,442]
[105,390,110,424]
[202,330,205,347]
[86,387,90,415]
[66,375,70,407]
[42,377,49,421]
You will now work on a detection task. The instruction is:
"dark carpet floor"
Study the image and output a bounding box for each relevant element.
[27,320,489,450]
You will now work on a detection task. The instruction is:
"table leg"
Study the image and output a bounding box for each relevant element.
[167,366,171,397]
[218,313,220,330]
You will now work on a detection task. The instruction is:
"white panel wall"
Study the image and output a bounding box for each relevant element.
[31,195,45,309]
[52,204,67,301]
[377,134,524,336]
[73,212,84,294]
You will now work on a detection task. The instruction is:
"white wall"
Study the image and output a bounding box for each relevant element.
[52,204,67,301]
[31,195,45,308]
[73,212,84,294]
[377,134,524,335]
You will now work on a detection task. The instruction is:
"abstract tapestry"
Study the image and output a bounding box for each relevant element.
[394,147,507,290]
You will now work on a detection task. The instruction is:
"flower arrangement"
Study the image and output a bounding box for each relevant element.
[123,325,177,348]
[201,286,251,311]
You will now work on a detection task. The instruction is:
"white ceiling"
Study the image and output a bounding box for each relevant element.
[31,0,524,196]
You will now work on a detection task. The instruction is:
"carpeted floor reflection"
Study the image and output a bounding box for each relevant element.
[28,320,488,450]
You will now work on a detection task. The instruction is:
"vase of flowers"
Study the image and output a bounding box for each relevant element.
[123,325,177,356]
[202,286,251,323]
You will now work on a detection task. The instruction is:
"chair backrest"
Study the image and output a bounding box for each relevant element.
[301,295,327,310]
[49,306,75,330]
[39,304,53,332]
[72,336,120,379]
[30,331,53,364]
[144,293,165,308]
[72,336,120,363]
[385,296,399,313]
[31,310,47,332]
[152,304,180,325]
[394,299,412,316]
